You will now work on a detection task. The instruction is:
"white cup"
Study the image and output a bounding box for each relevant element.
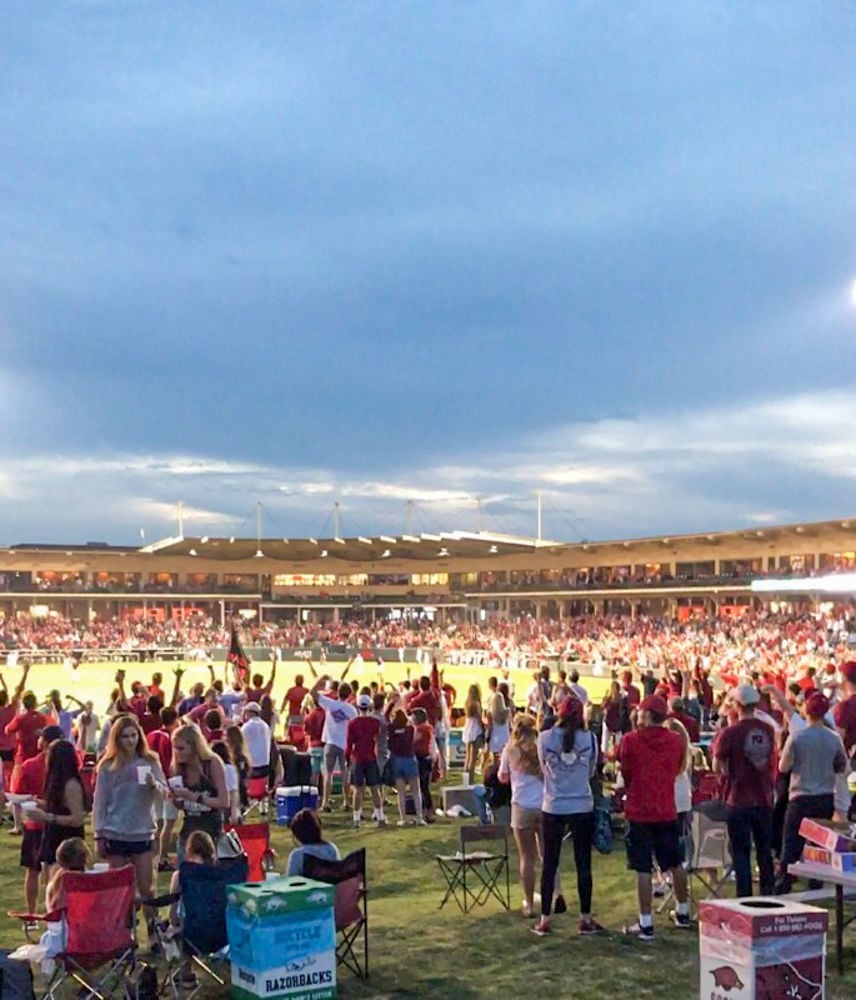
[265,872,281,882]
[92,862,110,873]
[168,776,184,790]
[136,765,152,786]
[847,771,856,793]
[20,801,37,813]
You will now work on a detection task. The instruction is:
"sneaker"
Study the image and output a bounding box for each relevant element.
[623,922,655,942]
[669,910,692,930]
[553,894,567,915]
[530,919,551,937]
[652,882,668,898]
[396,819,408,827]
[522,901,534,919]
[578,918,606,936]
[415,817,427,826]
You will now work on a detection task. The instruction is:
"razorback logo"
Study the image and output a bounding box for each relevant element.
[710,966,744,991]
[755,962,822,1000]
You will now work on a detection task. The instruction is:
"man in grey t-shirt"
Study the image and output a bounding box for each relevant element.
[775,692,847,893]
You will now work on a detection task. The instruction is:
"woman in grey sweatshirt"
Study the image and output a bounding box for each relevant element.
[93,713,167,909]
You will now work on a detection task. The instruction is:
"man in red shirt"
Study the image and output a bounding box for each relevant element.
[0,662,32,831]
[712,684,776,897]
[345,694,384,828]
[618,695,690,941]
[407,676,440,724]
[7,691,56,779]
[280,675,309,727]
[833,661,856,820]
[619,670,641,709]
[146,706,179,870]
[668,697,701,743]
[13,724,63,914]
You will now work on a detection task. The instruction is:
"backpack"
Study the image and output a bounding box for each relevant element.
[592,800,613,854]
[126,963,158,1000]
[0,951,35,1000]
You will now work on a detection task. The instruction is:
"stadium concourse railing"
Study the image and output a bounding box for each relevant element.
[0,646,571,669]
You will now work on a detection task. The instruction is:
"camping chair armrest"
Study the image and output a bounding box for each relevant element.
[138,892,180,909]
[8,909,63,922]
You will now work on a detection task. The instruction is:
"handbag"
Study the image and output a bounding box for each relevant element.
[216,828,245,860]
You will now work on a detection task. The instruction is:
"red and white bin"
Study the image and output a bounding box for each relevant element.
[698,897,828,1000]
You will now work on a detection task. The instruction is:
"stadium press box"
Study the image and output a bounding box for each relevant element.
[227,876,336,1000]
[798,817,856,854]
[698,897,827,1000]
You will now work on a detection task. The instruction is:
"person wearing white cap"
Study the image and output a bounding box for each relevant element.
[711,684,776,898]
[240,701,272,779]
[345,693,385,828]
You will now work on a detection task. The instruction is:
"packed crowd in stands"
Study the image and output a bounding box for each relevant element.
[0,605,854,967]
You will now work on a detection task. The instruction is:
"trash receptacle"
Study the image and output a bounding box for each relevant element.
[698,897,828,999]
[227,875,336,1000]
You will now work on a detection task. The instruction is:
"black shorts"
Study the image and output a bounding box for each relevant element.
[102,838,154,857]
[20,828,42,871]
[0,748,14,763]
[350,761,381,788]
[41,823,86,866]
[625,820,683,874]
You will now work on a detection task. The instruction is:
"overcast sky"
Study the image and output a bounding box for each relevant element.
[1,4,854,546]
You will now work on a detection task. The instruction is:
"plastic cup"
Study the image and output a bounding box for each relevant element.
[168,776,184,790]
[137,765,152,785]
[20,801,36,813]
[848,771,856,793]
[92,862,110,873]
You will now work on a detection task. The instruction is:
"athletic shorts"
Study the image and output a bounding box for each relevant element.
[102,838,154,857]
[323,744,346,777]
[625,819,683,874]
[511,805,542,831]
[309,747,324,777]
[350,761,381,788]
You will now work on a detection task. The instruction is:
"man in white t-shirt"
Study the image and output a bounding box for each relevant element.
[241,702,272,777]
[311,676,357,811]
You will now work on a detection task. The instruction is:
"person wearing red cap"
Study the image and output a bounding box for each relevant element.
[711,684,776,897]
[618,694,690,941]
[774,692,847,893]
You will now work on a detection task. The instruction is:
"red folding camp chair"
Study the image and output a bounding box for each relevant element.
[11,865,137,1000]
[242,774,270,819]
[224,822,276,882]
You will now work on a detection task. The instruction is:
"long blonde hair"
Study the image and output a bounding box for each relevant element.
[98,713,158,771]
[506,713,541,777]
[171,723,215,777]
[664,717,692,774]
[465,684,482,719]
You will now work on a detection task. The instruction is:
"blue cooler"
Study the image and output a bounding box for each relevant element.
[299,785,319,811]
[274,786,302,827]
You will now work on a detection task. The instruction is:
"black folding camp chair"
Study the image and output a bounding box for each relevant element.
[304,848,369,980]
[436,824,510,914]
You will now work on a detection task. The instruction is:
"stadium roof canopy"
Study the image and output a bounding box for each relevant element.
[138,530,565,563]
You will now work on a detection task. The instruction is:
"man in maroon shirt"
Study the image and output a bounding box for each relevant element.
[0,662,32,831]
[407,676,440,724]
[668,697,701,743]
[345,694,384,828]
[146,706,179,870]
[712,684,776,897]
[7,691,57,781]
[619,670,641,709]
[618,695,690,941]
[280,675,309,727]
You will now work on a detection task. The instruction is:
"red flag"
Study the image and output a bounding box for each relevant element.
[227,623,249,682]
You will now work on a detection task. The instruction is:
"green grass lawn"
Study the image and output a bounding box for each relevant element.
[0,808,853,999]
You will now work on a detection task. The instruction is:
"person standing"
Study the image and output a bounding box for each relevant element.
[345,693,385,828]
[833,661,856,820]
[775,693,847,893]
[311,676,357,812]
[93,714,167,907]
[619,695,691,941]
[712,684,776,898]
[531,697,604,937]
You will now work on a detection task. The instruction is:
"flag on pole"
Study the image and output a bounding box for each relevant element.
[227,622,250,683]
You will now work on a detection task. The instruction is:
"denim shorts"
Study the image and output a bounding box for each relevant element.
[390,754,418,781]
